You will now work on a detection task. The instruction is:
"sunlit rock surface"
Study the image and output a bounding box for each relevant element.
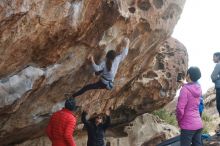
[0,0,187,145]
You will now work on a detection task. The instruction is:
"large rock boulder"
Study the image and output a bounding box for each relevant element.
[0,0,186,145]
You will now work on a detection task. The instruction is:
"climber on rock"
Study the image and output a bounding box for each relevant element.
[65,37,130,98]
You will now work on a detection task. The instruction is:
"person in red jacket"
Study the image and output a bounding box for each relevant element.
[46,98,79,146]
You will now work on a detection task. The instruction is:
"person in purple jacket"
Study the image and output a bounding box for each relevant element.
[176,66,203,146]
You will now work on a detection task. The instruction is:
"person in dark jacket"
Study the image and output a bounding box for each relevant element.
[46,98,79,146]
[81,110,111,146]
[211,52,220,117]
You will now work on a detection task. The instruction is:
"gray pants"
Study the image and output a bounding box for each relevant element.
[180,129,203,146]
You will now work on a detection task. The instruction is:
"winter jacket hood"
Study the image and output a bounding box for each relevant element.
[176,82,203,130]
[184,83,202,98]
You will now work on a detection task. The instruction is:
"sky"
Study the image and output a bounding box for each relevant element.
[172,0,220,93]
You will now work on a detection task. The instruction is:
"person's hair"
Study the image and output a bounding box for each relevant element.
[65,98,77,111]
[187,66,201,82]
[106,50,116,71]
[214,52,220,61]
[89,114,103,123]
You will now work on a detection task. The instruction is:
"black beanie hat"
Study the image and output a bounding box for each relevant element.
[65,98,78,111]
[187,66,201,82]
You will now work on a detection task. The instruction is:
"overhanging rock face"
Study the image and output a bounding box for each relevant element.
[0,0,186,145]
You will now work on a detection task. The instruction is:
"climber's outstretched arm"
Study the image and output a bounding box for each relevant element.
[88,55,105,72]
[117,38,130,61]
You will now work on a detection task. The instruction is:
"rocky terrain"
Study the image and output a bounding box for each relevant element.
[0,0,188,145]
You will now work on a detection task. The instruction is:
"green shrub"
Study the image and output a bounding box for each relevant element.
[153,109,177,126]
[202,113,212,122]
[153,110,213,134]
[201,112,213,134]
[202,126,209,134]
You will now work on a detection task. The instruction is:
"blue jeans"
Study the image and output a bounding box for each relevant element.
[180,129,203,146]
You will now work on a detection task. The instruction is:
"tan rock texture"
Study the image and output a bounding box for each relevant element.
[203,87,220,134]
[193,87,220,146]
[0,0,187,145]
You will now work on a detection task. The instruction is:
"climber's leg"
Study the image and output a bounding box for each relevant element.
[70,80,107,98]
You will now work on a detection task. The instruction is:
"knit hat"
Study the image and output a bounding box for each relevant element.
[65,98,79,111]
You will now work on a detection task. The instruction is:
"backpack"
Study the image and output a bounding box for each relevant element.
[199,96,204,113]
